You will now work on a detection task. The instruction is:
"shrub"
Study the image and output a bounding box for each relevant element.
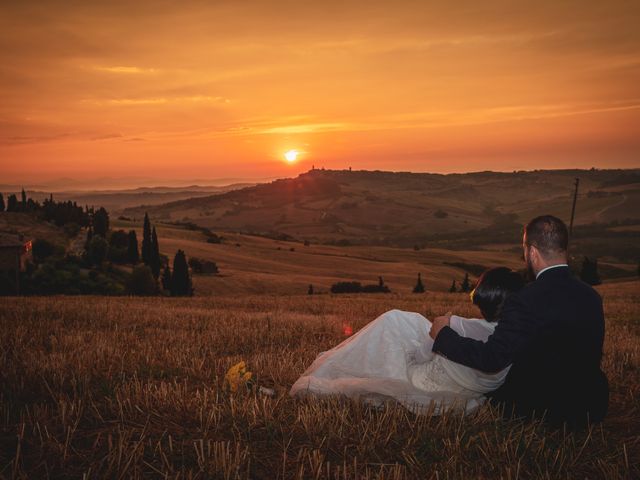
[361,283,391,293]
[126,265,157,295]
[206,234,222,244]
[107,246,128,264]
[32,239,59,263]
[330,279,391,294]
[331,281,363,293]
[109,230,129,249]
[188,257,219,274]
[86,236,108,266]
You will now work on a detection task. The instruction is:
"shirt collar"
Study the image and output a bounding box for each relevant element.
[536,263,569,280]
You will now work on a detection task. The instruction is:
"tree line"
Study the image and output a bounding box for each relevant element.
[0,190,197,296]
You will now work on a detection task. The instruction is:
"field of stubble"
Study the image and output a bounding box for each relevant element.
[1,282,638,479]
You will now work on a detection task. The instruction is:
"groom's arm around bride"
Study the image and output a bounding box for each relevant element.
[430,215,609,429]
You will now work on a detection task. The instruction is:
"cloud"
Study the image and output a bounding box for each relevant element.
[93,65,158,74]
[83,95,229,106]
[91,133,123,140]
[256,123,348,134]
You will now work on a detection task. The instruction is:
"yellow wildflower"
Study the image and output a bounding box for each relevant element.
[223,361,253,393]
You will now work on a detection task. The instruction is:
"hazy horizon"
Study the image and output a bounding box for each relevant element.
[2,164,639,193]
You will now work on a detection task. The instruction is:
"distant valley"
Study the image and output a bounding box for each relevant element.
[120,168,640,257]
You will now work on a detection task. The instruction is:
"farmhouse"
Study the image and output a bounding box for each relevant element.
[0,233,33,294]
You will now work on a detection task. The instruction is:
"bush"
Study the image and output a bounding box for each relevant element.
[331,281,362,293]
[188,257,219,274]
[32,239,59,263]
[126,265,157,295]
[331,277,391,294]
[434,209,448,219]
[107,246,129,264]
[361,283,391,293]
[109,230,129,249]
[86,236,108,266]
[205,233,223,244]
[26,258,125,295]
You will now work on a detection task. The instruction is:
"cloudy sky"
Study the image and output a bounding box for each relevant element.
[1,0,639,187]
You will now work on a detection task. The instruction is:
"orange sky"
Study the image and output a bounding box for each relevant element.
[1,1,639,188]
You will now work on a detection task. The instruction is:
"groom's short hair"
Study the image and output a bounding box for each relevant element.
[524,215,569,257]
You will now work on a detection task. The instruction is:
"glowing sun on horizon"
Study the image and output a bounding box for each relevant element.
[284,150,299,162]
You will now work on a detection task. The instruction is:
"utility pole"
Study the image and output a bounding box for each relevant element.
[569,177,579,236]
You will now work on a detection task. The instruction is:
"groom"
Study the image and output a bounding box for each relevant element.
[430,215,609,429]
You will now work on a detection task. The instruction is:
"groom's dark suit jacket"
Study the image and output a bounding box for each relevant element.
[433,265,608,428]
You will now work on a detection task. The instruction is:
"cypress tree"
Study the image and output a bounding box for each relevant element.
[21,188,27,208]
[7,194,17,212]
[460,273,471,293]
[127,230,140,264]
[161,265,172,291]
[0,193,4,212]
[150,226,161,279]
[86,235,108,266]
[308,284,314,295]
[141,213,152,266]
[449,280,457,293]
[85,226,94,251]
[93,207,110,237]
[413,273,425,293]
[170,250,192,296]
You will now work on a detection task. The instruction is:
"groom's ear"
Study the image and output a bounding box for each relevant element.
[529,244,543,263]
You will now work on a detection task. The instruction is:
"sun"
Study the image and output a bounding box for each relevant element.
[284,150,299,162]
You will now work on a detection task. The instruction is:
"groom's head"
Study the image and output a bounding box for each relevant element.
[523,215,569,277]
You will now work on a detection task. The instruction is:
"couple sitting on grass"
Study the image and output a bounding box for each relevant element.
[290,215,609,430]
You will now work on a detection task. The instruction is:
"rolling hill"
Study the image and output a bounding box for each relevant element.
[15,183,256,213]
[122,168,640,249]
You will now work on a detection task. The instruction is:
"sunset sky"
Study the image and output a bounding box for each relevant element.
[1,0,639,188]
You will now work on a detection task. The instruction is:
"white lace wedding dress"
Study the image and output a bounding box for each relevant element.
[289,309,510,414]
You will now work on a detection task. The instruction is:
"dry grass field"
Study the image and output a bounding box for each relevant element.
[112,216,528,295]
[1,281,638,479]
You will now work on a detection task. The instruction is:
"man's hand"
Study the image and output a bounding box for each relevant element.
[429,312,452,340]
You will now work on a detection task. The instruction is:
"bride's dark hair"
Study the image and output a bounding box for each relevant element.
[471,267,525,322]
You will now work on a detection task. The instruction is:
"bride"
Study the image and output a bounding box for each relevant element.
[290,267,525,414]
